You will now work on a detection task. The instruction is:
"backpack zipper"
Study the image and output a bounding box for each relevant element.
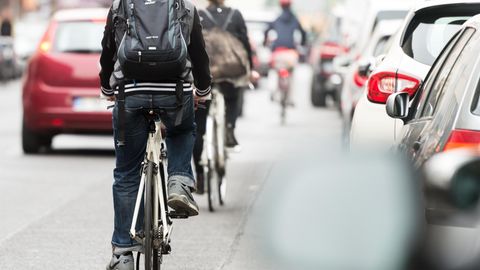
[138,51,142,62]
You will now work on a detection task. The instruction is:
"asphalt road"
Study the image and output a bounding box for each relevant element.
[0,65,343,270]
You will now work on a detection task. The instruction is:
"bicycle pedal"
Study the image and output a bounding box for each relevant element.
[169,212,189,219]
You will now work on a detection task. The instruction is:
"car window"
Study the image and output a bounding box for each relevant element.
[401,5,480,65]
[419,28,475,118]
[373,35,391,57]
[411,31,459,118]
[54,21,105,53]
[471,73,480,116]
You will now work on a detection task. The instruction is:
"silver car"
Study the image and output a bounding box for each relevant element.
[387,15,480,270]
[389,15,480,168]
[351,0,480,150]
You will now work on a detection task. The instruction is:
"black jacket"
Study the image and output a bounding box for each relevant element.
[99,5,212,97]
[199,5,253,69]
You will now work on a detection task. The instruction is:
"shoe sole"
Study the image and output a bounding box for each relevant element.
[168,194,199,216]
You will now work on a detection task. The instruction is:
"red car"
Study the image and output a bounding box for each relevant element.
[22,8,111,154]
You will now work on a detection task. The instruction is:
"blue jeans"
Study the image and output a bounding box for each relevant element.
[111,94,196,248]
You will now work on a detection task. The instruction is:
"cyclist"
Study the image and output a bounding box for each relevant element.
[198,0,253,149]
[100,1,211,269]
[193,0,253,193]
[264,0,307,52]
[264,0,306,107]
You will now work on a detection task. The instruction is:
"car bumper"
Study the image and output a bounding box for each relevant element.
[23,82,113,134]
[350,93,402,150]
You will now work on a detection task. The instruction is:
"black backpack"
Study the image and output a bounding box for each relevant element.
[112,0,190,81]
[111,0,193,146]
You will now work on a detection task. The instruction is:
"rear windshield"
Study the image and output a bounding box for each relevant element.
[401,5,480,65]
[54,21,105,53]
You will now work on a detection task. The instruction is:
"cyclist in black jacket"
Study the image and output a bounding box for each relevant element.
[100,2,212,269]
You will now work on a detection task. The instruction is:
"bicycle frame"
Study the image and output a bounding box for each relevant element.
[130,120,171,247]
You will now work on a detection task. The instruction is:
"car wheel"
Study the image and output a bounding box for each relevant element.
[22,121,52,154]
[311,78,327,107]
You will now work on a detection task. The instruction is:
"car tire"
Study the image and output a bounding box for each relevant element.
[311,78,327,107]
[22,121,52,154]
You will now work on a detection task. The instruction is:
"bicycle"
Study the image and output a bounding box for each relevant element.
[270,48,298,125]
[277,68,293,125]
[202,88,228,212]
[129,109,189,270]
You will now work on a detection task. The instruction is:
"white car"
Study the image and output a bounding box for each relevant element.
[333,0,414,114]
[340,19,403,132]
[350,0,480,150]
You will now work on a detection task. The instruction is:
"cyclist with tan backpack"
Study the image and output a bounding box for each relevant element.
[193,0,253,193]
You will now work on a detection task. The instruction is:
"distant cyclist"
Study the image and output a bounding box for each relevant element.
[264,0,307,51]
[100,0,211,269]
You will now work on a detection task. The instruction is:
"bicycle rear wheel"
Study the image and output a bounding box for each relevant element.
[279,78,289,125]
[218,171,227,206]
[144,161,161,270]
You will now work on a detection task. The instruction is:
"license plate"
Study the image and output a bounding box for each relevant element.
[72,97,110,112]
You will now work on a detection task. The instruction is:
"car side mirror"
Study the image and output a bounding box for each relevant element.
[423,149,480,210]
[386,92,410,119]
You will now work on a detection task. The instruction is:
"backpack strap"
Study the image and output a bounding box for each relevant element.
[112,0,121,13]
[202,9,219,26]
[222,8,236,31]
[183,0,194,31]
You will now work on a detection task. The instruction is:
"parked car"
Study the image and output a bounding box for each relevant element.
[417,148,480,270]
[331,0,414,107]
[339,19,403,135]
[387,14,480,168]
[350,0,480,149]
[309,7,348,107]
[0,37,20,80]
[22,8,111,154]
[388,16,480,270]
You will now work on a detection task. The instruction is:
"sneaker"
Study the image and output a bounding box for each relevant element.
[106,252,134,270]
[226,128,239,148]
[196,173,205,195]
[168,181,199,216]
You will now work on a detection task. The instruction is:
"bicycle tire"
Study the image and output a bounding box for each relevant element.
[207,117,218,212]
[144,161,161,270]
[218,172,227,206]
[207,159,215,212]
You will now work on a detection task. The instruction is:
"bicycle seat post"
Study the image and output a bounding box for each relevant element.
[147,110,156,134]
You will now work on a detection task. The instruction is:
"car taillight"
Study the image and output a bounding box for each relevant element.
[367,71,420,104]
[320,42,348,59]
[444,129,480,151]
[353,71,367,87]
